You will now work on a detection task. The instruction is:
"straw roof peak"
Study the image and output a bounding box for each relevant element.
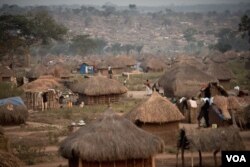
[159,64,217,98]
[126,92,184,123]
[70,76,128,96]
[59,109,164,161]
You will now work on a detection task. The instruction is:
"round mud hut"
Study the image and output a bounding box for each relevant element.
[140,58,167,72]
[70,76,128,105]
[125,92,184,145]
[158,64,218,98]
[59,109,164,167]
[0,97,28,125]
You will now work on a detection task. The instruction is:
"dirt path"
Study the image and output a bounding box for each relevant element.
[26,160,67,167]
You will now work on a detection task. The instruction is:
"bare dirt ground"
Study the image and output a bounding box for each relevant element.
[127,91,150,99]
[3,114,250,167]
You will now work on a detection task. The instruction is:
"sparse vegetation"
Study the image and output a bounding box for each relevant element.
[0,83,23,99]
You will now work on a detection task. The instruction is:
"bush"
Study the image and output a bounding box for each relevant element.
[0,82,23,99]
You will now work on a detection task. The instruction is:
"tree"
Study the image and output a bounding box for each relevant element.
[69,35,107,55]
[0,11,67,64]
[239,14,250,44]
[183,28,197,42]
[129,4,136,10]
[211,28,249,52]
[102,5,116,17]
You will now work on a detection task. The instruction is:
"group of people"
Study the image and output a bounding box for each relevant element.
[144,79,164,96]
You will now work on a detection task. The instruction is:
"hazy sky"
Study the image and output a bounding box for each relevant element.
[1,0,250,6]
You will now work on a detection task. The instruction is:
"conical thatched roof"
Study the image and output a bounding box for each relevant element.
[0,150,22,167]
[204,62,234,81]
[47,63,71,78]
[125,92,184,123]
[173,55,205,70]
[70,76,128,96]
[59,109,164,161]
[26,64,47,79]
[22,75,64,92]
[141,58,167,71]
[183,126,245,152]
[0,97,28,125]
[158,64,218,98]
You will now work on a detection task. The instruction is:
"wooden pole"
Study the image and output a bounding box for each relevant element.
[198,150,202,167]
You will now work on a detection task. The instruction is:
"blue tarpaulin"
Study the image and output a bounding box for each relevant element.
[0,97,25,106]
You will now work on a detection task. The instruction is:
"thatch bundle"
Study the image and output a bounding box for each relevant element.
[70,76,128,96]
[204,62,234,81]
[0,150,22,167]
[183,126,245,151]
[59,109,164,161]
[158,64,217,98]
[22,75,64,92]
[213,96,231,119]
[227,96,241,111]
[126,92,184,123]
[0,97,28,125]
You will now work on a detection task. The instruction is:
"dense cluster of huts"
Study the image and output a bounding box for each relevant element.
[0,51,250,166]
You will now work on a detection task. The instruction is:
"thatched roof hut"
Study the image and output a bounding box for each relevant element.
[172,55,205,70]
[70,76,128,104]
[183,126,245,152]
[140,58,167,72]
[22,75,64,92]
[47,63,72,79]
[0,150,22,167]
[126,92,184,123]
[26,64,47,81]
[159,64,218,98]
[204,62,234,89]
[59,109,164,167]
[125,92,184,145]
[22,75,63,110]
[0,97,28,125]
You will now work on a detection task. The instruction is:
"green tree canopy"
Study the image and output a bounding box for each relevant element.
[239,14,250,44]
[0,11,67,59]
